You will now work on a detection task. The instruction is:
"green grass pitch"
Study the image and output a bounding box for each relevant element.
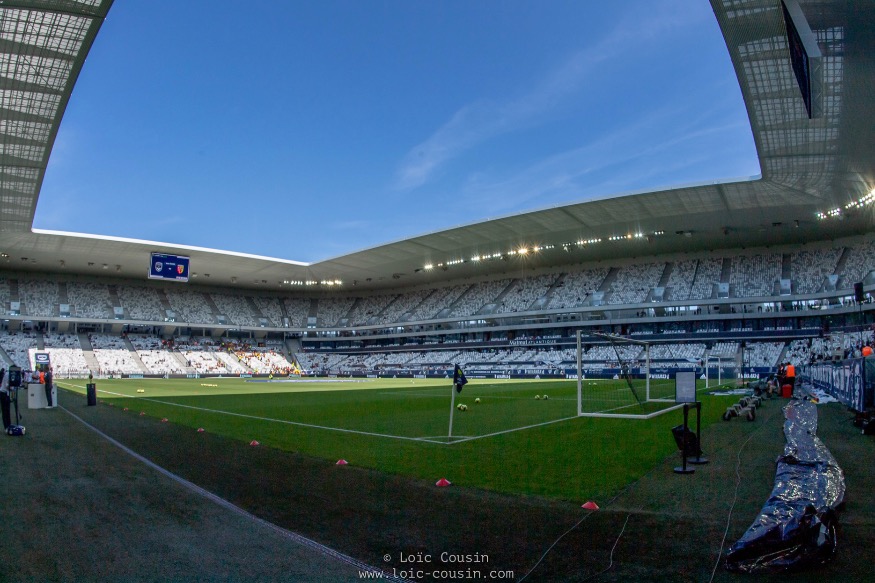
[58,377,738,502]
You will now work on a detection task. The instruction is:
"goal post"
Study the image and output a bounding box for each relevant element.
[575,330,683,419]
[703,355,737,389]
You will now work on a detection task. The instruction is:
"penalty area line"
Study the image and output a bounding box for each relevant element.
[450,414,581,444]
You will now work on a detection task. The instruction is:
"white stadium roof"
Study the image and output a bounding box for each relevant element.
[0,0,872,291]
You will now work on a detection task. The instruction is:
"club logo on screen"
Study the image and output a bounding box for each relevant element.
[154,262,163,272]
[177,265,185,275]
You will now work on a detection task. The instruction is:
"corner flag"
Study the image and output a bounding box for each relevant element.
[453,364,468,393]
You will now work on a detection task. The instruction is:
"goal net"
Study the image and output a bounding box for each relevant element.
[576,330,681,418]
[703,355,738,389]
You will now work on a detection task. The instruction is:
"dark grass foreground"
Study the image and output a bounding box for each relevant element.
[2,389,873,582]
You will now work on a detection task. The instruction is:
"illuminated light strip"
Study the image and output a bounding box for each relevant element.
[420,230,662,272]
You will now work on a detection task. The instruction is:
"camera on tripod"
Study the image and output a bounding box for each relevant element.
[2,364,26,437]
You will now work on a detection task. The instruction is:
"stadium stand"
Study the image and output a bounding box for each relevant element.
[665,260,696,301]
[689,258,721,300]
[211,293,259,327]
[709,341,739,360]
[0,277,10,315]
[494,274,559,314]
[791,248,841,294]
[406,285,468,321]
[549,267,609,308]
[345,294,397,327]
[730,253,782,298]
[3,239,875,382]
[117,285,164,321]
[837,239,875,287]
[43,332,89,376]
[165,289,215,324]
[0,331,39,368]
[376,289,433,324]
[282,297,311,327]
[449,279,512,317]
[90,333,142,375]
[68,282,113,319]
[128,334,186,374]
[316,297,355,327]
[21,279,57,318]
[608,262,665,305]
[253,296,284,327]
[744,341,785,368]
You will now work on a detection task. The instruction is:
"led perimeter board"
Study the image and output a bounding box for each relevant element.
[149,252,190,282]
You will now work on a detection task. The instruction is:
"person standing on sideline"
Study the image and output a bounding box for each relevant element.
[0,368,11,431]
[44,366,53,407]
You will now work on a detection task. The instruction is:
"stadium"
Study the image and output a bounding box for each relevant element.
[0,0,874,581]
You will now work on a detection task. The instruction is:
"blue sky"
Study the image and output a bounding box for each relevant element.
[36,0,759,263]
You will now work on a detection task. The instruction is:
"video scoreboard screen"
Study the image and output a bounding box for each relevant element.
[148,252,190,282]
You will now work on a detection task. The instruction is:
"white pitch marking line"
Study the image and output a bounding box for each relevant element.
[60,406,410,582]
[60,383,448,445]
[451,415,582,444]
[62,383,582,445]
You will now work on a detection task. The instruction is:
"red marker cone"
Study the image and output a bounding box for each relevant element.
[582,501,600,510]
[123,407,129,411]
[197,428,205,433]
[139,412,145,416]
[336,459,348,465]
[250,440,260,446]
[161,418,168,423]
[435,478,452,487]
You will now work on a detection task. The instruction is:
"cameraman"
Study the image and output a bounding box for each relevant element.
[0,368,10,431]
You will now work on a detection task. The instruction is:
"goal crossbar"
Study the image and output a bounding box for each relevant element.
[576,330,679,418]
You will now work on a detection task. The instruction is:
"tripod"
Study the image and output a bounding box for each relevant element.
[5,386,24,436]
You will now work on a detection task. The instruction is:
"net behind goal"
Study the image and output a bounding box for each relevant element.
[575,331,680,418]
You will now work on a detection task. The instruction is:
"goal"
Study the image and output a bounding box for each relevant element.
[575,330,683,418]
[703,355,738,389]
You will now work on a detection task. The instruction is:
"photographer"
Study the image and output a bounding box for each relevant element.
[0,368,10,431]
